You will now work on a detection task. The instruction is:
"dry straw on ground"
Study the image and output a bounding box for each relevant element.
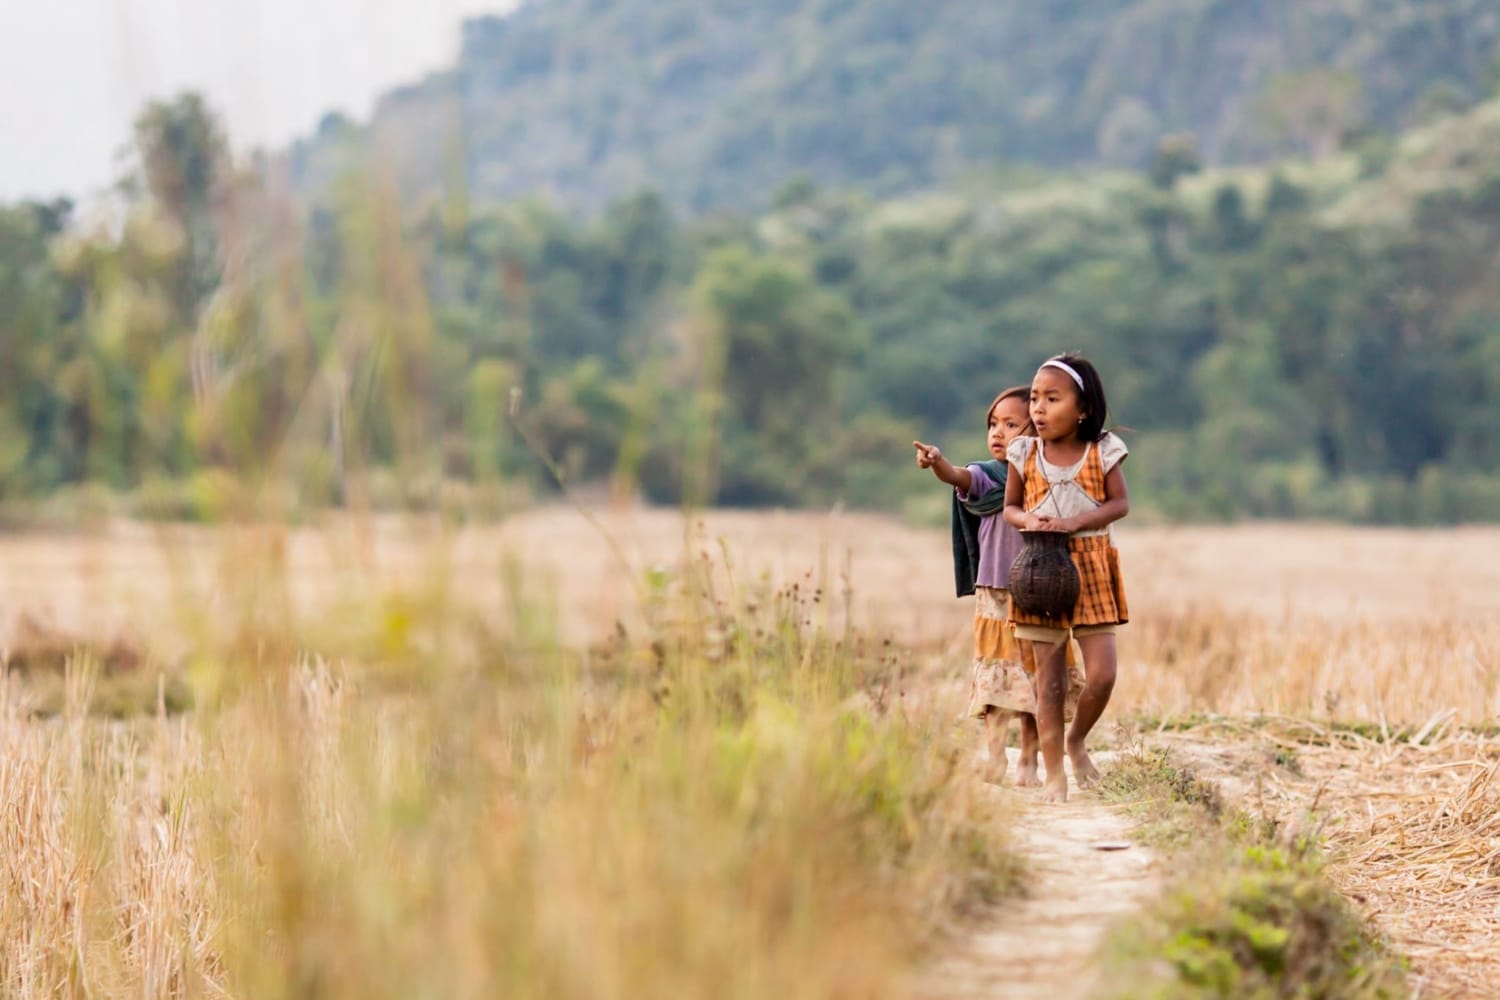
[1167,720,1500,998]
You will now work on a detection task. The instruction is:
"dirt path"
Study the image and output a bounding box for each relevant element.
[914,750,1158,1000]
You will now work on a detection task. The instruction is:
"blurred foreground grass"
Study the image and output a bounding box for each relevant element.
[0,519,1019,999]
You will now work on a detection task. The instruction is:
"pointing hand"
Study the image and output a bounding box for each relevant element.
[913,440,943,469]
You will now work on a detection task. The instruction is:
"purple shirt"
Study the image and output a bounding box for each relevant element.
[958,464,1024,590]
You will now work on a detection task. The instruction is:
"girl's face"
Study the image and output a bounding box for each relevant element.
[987,396,1031,457]
[1029,368,1086,444]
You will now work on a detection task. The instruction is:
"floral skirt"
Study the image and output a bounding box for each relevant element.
[966,586,1084,719]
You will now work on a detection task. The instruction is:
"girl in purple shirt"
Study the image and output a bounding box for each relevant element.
[915,387,1083,786]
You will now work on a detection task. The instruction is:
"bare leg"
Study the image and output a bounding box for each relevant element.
[1029,638,1069,802]
[1016,713,1041,787]
[1066,632,1118,789]
[981,707,1010,784]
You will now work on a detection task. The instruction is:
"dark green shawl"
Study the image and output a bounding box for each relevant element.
[951,458,1009,598]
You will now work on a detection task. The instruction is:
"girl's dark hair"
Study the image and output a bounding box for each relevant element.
[1044,352,1109,443]
[988,384,1029,415]
[987,385,1035,430]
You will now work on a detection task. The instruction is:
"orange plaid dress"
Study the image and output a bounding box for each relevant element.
[1008,438,1129,632]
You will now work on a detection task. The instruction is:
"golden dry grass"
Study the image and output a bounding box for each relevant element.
[1119,522,1500,725]
[6,514,1497,722]
[0,507,1028,999]
[0,507,1495,997]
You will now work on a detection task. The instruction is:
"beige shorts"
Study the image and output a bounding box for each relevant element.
[1013,621,1118,645]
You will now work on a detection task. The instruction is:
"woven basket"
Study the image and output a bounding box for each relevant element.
[1008,529,1080,620]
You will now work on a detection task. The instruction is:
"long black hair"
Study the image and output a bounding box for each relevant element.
[1043,352,1109,443]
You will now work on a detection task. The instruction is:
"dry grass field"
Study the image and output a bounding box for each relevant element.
[0,507,1495,997]
[6,510,1494,721]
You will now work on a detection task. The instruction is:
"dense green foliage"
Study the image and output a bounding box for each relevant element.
[747,116,1500,522]
[290,0,1500,211]
[5,86,1500,523]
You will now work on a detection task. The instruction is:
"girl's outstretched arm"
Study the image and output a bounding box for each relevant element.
[913,441,972,493]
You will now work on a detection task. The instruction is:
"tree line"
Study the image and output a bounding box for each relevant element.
[1,94,1498,523]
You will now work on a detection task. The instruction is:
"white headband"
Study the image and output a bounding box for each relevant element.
[1041,358,1085,390]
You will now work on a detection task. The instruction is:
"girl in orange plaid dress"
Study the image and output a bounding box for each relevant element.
[1004,353,1130,803]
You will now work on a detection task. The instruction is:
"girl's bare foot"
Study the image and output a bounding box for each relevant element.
[1041,774,1068,803]
[1018,714,1040,787]
[1067,738,1102,788]
[980,709,1011,785]
[979,750,1008,786]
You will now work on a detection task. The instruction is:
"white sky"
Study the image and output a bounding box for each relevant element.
[0,0,516,203]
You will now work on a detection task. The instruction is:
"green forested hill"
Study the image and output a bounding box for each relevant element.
[290,0,1500,211]
[6,61,1500,523]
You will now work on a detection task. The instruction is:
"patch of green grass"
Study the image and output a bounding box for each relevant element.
[1270,746,1302,777]
[1095,745,1406,999]
[1093,742,1229,851]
